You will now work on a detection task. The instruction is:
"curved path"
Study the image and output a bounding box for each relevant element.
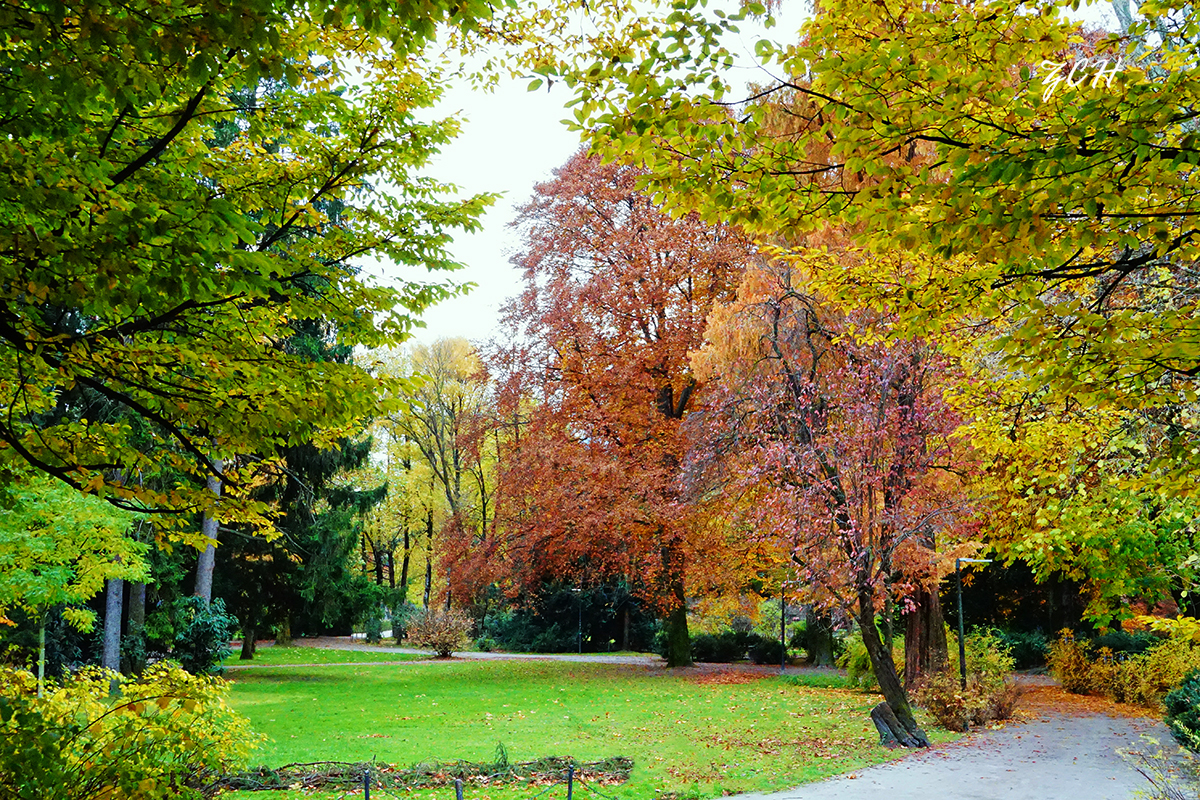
[734,680,1174,800]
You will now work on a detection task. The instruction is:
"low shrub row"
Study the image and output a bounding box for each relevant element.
[1047,629,1200,709]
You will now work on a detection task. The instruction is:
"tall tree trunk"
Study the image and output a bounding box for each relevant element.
[904,584,948,690]
[373,540,385,585]
[401,529,411,594]
[128,580,146,674]
[388,550,396,589]
[103,575,123,671]
[423,505,434,608]
[858,592,929,748]
[622,605,631,652]
[660,541,691,667]
[805,606,837,667]
[194,459,223,601]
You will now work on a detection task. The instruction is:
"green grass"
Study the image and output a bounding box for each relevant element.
[222,646,424,668]
[224,660,955,800]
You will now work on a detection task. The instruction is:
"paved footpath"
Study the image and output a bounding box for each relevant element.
[735,687,1172,800]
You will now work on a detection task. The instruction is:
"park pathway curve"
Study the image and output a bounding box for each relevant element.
[733,679,1174,800]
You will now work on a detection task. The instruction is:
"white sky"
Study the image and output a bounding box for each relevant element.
[403,77,583,348]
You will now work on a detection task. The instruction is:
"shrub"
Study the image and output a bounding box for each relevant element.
[748,635,786,666]
[837,630,903,691]
[996,630,1050,669]
[0,663,261,799]
[172,597,237,675]
[1047,629,1093,694]
[1165,671,1200,752]
[1094,629,1158,656]
[691,631,754,663]
[919,629,1017,731]
[406,608,471,657]
[364,611,383,644]
[474,637,497,652]
[1049,629,1200,709]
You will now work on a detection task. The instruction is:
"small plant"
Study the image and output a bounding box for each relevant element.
[1047,629,1093,694]
[918,629,1017,732]
[406,608,471,657]
[474,636,497,652]
[172,597,237,675]
[0,663,261,799]
[364,611,383,644]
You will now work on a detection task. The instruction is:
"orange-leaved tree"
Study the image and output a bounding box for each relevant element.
[482,149,754,666]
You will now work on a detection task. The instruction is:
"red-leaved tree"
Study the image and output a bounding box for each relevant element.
[689,256,976,744]
[474,149,753,666]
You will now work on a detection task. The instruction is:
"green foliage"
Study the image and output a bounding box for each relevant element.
[0,0,497,538]
[0,663,260,799]
[477,585,657,653]
[748,636,786,666]
[690,631,755,663]
[173,597,237,675]
[0,474,146,629]
[364,610,384,645]
[837,631,904,691]
[919,629,1017,732]
[405,608,471,657]
[996,630,1050,670]
[1165,672,1200,752]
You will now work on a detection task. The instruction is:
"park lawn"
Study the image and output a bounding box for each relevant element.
[222,646,424,668]
[224,660,954,800]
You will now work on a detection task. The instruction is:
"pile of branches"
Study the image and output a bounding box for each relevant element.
[216,753,634,793]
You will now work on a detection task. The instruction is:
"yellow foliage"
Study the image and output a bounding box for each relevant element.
[0,663,262,799]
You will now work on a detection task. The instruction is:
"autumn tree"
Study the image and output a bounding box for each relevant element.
[570,0,1200,456]
[690,256,977,745]
[375,340,493,608]
[484,149,753,667]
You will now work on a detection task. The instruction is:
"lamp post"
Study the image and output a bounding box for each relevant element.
[956,557,992,731]
[571,588,582,654]
[780,580,799,672]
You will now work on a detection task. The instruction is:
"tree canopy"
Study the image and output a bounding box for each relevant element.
[0,0,501,543]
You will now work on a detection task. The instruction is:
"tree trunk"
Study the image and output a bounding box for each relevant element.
[806,606,837,667]
[36,616,46,698]
[128,581,146,674]
[622,605,631,652]
[103,575,123,671]
[373,540,385,585]
[388,550,396,589]
[423,505,434,608]
[194,459,223,602]
[401,528,411,594]
[276,615,292,647]
[661,541,691,667]
[857,594,929,748]
[904,583,948,690]
[240,625,256,660]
